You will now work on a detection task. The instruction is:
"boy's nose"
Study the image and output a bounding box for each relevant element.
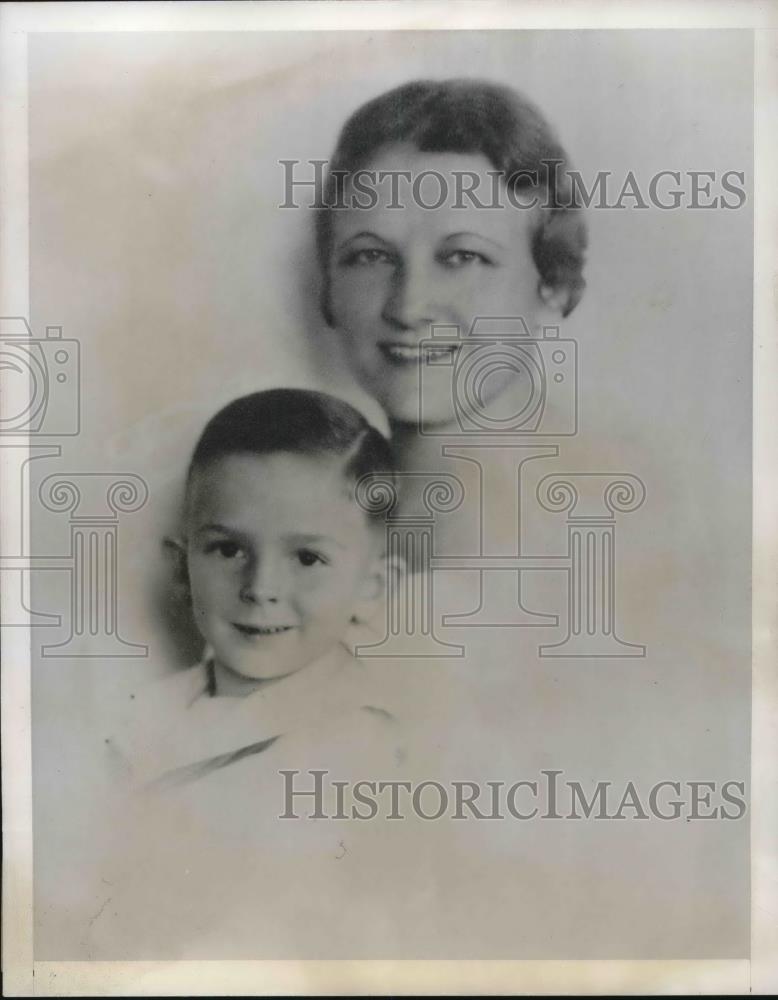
[240,557,281,605]
[239,583,278,605]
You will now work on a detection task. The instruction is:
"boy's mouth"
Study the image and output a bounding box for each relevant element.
[232,623,293,637]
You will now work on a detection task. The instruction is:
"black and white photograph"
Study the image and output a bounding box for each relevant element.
[1,1,776,995]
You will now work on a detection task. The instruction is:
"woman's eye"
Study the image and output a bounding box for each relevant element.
[297,549,328,568]
[342,248,394,268]
[206,540,243,560]
[439,249,492,269]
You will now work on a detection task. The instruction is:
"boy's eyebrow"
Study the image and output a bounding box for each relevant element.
[289,533,347,551]
[192,526,348,549]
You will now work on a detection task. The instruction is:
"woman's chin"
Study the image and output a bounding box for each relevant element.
[378,388,459,431]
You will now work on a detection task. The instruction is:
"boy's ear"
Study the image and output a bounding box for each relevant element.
[352,548,406,625]
[162,535,190,601]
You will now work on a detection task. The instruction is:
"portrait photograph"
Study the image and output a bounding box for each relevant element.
[1,2,776,996]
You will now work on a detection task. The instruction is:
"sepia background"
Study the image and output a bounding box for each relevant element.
[26,30,752,959]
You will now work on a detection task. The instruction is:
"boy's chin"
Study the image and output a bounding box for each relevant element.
[224,658,306,684]
[207,650,308,690]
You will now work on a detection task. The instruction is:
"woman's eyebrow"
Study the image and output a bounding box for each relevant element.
[334,231,392,251]
[442,231,506,250]
[195,523,234,537]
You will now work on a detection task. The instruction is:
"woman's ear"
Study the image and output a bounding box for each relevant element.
[537,281,570,316]
[162,535,190,604]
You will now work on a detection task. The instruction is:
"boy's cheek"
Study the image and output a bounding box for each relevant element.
[299,589,363,628]
[300,592,354,620]
[188,581,226,624]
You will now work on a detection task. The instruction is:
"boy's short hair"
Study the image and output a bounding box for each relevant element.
[187,388,395,521]
[316,78,588,318]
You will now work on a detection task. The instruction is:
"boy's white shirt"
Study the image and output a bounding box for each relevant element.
[106,628,403,790]
[81,601,486,958]
[102,571,488,800]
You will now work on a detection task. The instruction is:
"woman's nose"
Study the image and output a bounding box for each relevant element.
[239,556,281,605]
[381,260,437,331]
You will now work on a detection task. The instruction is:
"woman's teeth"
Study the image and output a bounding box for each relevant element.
[234,624,291,636]
[381,343,421,363]
[380,343,459,364]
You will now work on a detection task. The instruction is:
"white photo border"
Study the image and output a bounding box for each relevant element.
[1,1,776,995]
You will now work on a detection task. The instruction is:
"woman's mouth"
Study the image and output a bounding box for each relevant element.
[233,623,293,637]
[378,342,460,366]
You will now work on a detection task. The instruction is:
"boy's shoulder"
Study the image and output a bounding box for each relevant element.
[101,658,212,786]
[106,659,208,732]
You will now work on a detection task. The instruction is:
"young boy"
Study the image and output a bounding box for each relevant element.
[88,390,470,957]
[108,388,402,791]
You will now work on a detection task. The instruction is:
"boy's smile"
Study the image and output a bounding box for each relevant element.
[183,452,382,694]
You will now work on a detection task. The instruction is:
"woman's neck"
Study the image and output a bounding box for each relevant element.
[389,419,458,474]
[388,419,476,567]
[388,413,525,561]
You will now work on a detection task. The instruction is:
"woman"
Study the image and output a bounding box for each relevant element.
[307,80,595,955]
[314,78,588,636]
[316,79,586,426]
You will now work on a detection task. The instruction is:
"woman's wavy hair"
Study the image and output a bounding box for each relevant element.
[316,78,588,321]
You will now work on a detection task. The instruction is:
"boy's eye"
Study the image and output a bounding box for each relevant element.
[341,247,395,268]
[297,548,328,568]
[439,249,493,269]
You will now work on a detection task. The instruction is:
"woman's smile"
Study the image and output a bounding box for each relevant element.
[378,340,462,366]
[232,622,294,639]
[328,146,546,427]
